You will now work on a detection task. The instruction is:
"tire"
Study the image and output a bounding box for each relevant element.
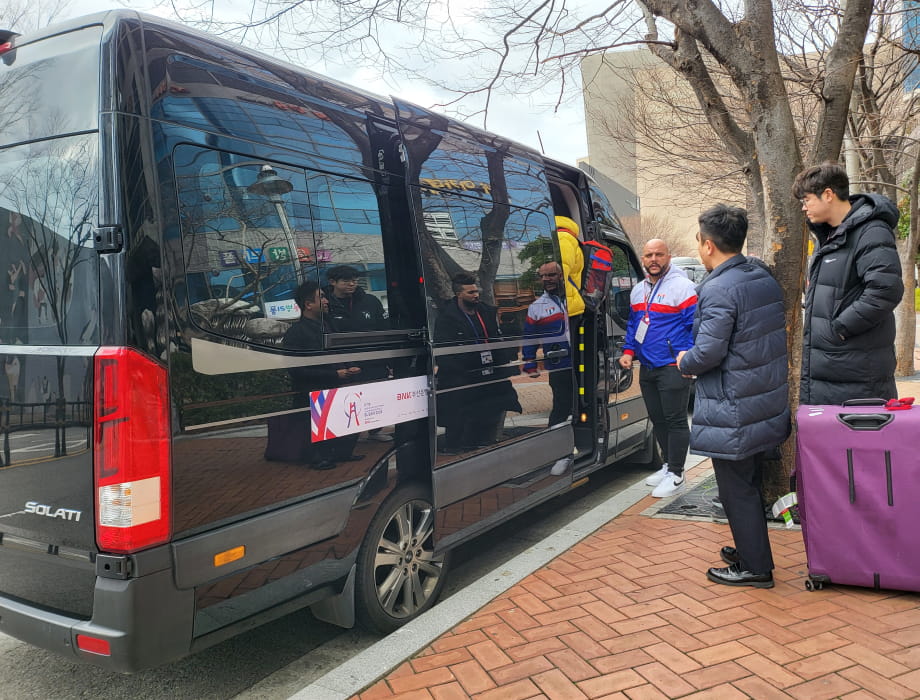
[355,483,451,634]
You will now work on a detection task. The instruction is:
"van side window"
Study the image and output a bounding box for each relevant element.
[305,172,414,333]
[416,189,555,340]
[608,244,639,330]
[174,146,317,346]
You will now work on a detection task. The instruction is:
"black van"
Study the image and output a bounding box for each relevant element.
[0,11,656,671]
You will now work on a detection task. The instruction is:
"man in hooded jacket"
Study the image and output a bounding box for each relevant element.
[793,163,903,406]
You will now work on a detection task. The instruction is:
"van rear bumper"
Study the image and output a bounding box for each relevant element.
[0,568,195,673]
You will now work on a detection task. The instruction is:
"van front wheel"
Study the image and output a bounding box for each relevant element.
[355,483,451,634]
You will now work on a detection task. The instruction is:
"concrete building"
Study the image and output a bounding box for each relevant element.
[580,50,747,251]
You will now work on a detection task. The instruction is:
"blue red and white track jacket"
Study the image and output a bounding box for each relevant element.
[622,265,697,368]
[522,291,571,372]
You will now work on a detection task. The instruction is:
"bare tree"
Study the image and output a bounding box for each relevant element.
[1,0,69,31]
[636,212,698,257]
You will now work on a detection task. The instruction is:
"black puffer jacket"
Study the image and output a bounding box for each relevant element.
[325,286,386,333]
[800,193,903,405]
[678,255,790,461]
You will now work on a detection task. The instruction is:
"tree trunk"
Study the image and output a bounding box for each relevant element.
[895,154,920,377]
[895,263,916,378]
[746,96,806,504]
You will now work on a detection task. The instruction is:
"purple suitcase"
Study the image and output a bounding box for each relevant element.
[796,399,920,592]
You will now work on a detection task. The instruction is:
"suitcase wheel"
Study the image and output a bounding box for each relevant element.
[805,577,825,591]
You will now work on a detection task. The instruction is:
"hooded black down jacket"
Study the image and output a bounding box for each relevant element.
[678,255,790,461]
[800,193,903,405]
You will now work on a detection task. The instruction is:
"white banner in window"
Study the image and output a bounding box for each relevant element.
[310,375,429,441]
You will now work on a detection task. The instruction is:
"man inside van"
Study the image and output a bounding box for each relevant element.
[280,280,363,469]
[324,265,387,332]
[522,261,573,426]
[434,272,521,454]
[324,264,392,443]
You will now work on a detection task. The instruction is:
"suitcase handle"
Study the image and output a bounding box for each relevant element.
[836,412,894,430]
[841,398,887,406]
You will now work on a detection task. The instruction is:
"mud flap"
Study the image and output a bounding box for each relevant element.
[310,564,356,629]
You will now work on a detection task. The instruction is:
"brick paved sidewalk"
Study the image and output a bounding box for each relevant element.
[355,490,920,699]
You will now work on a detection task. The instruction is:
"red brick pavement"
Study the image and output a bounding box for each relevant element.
[354,494,920,699]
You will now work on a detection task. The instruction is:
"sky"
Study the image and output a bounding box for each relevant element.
[63,0,591,166]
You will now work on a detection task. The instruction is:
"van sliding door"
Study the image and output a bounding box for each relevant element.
[394,99,574,548]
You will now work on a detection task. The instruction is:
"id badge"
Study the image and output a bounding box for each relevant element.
[480,350,493,364]
[635,317,650,344]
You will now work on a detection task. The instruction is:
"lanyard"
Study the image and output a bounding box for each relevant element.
[643,276,664,322]
[460,302,490,341]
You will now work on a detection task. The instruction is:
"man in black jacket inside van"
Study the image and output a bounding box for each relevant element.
[323,264,392,442]
[279,280,363,469]
[324,265,387,332]
[434,272,521,453]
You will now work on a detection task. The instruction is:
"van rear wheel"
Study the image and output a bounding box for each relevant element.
[355,483,451,634]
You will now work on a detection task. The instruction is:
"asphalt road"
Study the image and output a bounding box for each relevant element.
[0,459,654,700]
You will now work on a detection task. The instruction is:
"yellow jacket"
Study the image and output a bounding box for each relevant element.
[555,216,585,317]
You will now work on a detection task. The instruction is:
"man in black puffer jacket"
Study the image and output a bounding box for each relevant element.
[793,163,903,405]
[324,265,387,333]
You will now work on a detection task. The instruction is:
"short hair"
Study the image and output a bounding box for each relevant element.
[792,162,849,201]
[326,264,360,281]
[294,280,321,310]
[698,204,747,254]
[451,271,478,294]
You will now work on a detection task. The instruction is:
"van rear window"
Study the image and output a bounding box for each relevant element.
[0,136,100,345]
[0,26,102,148]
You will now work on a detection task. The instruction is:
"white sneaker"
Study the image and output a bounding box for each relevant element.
[366,431,393,442]
[652,472,686,498]
[645,464,669,486]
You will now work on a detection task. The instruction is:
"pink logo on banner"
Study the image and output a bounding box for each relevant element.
[311,388,339,441]
[344,392,363,428]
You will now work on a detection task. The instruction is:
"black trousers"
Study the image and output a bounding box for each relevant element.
[712,453,775,574]
[548,369,574,426]
[639,364,691,475]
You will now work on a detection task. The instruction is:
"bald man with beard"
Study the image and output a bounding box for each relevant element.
[618,239,698,498]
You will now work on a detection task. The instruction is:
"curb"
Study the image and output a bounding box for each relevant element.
[289,455,708,699]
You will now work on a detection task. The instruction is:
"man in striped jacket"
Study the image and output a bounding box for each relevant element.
[522,262,573,426]
[618,239,698,497]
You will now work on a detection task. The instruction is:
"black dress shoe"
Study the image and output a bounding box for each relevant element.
[707,563,774,588]
[721,546,740,565]
[310,460,338,470]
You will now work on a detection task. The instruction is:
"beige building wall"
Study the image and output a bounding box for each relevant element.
[581,50,743,254]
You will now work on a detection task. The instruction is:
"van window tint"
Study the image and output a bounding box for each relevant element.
[174,146,416,344]
[608,244,638,330]
[174,146,316,345]
[0,136,100,346]
[417,188,555,340]
[155,53,371,167]
[306,172,405,332]
[0,26,101,148]
[589,183,622,231]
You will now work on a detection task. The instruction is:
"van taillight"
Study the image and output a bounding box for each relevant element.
[93,348,171,553]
